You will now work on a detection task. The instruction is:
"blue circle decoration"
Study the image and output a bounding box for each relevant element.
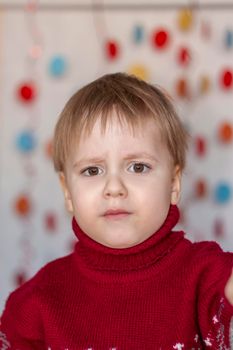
[225,30,233,49]
[49,55,67,77]
[133,25,144,44]
[214,182,232,204]
[16,130,36,153]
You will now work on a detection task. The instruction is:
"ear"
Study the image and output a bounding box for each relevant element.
[170,165,182,205]
[59,172,74,214]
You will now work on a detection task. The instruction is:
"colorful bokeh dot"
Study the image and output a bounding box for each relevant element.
[220,68,233,89]
[49,55,67,77]
[199,75,211,94]
[177,47,191,66]
[152,28,170,49]
[45,139,53,159]
[132,24,145,44]
[45,212,57,232]
[177,9,193,31]
[195,136,207,157]
[105,40,119,60]
[128,64,149,81]
[218,122,233,143]
[225,29,233,49]
[195,179,208,198]
[214,182,232,204]
[14,194,32,217]
[213,218,225,238]
[17,82,36,103]
[14,271,27,287]
[16,130,37,153]
[175,77,190,98]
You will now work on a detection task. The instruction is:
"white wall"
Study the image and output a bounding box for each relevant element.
[1,0,233,312]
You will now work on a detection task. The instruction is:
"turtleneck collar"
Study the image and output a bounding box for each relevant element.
[72,205,184,282]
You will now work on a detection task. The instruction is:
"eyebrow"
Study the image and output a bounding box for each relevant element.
[74,152,157,168]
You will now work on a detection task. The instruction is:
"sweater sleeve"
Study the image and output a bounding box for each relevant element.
[196,243,233,348]
[0,278,46,350]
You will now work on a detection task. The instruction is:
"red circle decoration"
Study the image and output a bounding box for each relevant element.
[14,195,32,217]
[14,271,27,287]
[195,179,208,198]
[214,218,225,238]
[177,47,191,66]
[17,82,36,102]
[218,122,233,143]
[195,136,207,156]
[106,40,119,60]
[220,69,233,89]
[45,212,57,232]
[152,29,169,49]
[200,20,212,40]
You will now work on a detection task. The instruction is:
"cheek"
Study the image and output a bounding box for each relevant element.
[70,183,98,212]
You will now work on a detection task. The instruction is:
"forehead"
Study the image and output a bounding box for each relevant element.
[79,114,162,143]
[70,117,168,163]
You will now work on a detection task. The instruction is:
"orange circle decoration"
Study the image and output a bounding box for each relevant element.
[218,122,233,143]
[14,195,32,217]
[45,139,53,159]
[105,40,119,60]
[220,69,233,89]
[152,28,170,49]
[175,78,190,98]
[17,82,36,103]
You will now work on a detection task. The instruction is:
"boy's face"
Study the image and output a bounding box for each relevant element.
[60,114,181,248]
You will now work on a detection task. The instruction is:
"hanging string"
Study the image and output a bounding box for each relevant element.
[14,0,42,287]
[2,2,233,12]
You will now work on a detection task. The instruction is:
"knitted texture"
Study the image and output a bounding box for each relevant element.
[1,205,233,349]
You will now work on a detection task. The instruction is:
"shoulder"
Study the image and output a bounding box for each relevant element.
[1,253,74,320]
[178,237,233,290]
[183,238,233,264]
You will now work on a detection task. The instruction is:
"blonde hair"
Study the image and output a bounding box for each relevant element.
[53,72,189,172]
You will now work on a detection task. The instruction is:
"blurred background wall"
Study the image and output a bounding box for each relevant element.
[1,0,233,313]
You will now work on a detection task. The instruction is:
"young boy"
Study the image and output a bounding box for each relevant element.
[1,72,233,349]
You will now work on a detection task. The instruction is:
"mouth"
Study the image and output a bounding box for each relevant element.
[103,209,131,220]
[104,212,131,220]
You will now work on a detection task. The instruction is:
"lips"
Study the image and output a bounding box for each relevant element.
[104,209,130,216]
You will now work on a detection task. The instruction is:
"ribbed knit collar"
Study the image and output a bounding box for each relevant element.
[72,205,184,281]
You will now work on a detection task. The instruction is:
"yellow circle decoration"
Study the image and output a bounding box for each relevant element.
[199,75,211,94]
[177,9,193,31]
[128,64,149,81]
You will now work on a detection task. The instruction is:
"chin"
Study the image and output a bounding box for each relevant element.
[102,237,142,249]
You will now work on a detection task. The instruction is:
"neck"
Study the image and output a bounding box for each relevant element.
[72,205,184,282]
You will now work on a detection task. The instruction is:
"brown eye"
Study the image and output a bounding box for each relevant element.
[131,163,151,173]
[134,164,144,172]
[82,167,100,176]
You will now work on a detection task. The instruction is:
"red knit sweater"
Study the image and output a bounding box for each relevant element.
[1,205,233,349]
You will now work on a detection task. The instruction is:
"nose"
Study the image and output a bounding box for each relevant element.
[103,174,128,198]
